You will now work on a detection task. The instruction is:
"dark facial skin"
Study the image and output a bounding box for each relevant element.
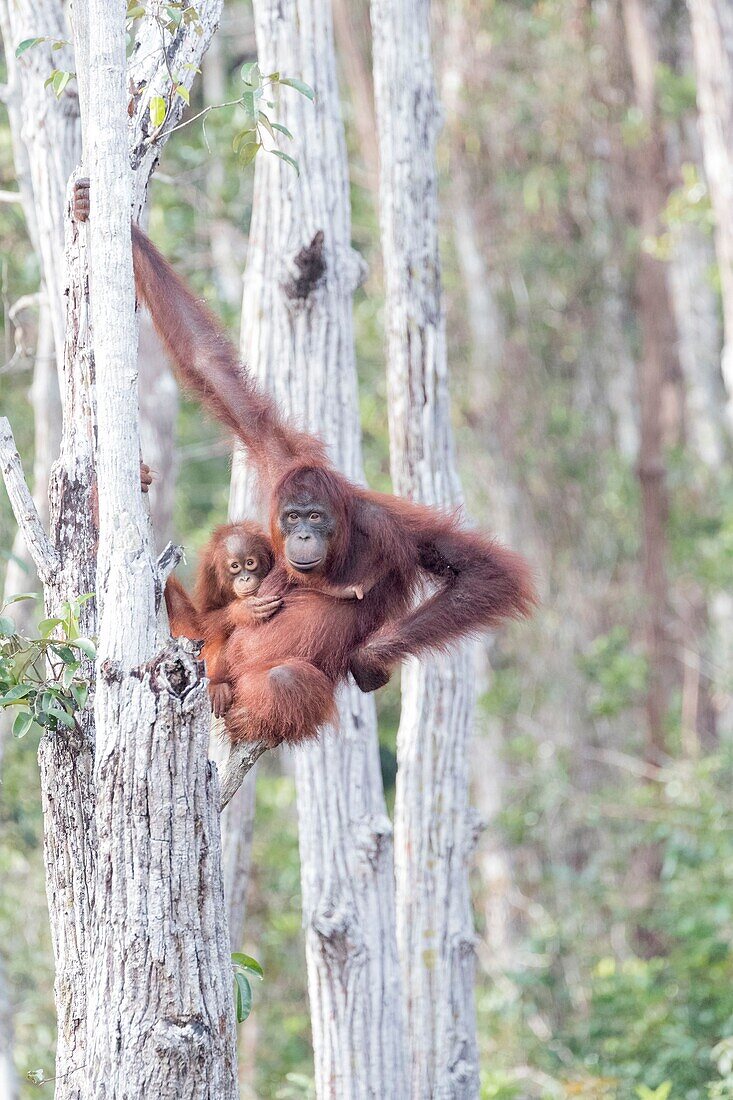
[223,535,269,598]
[279,501,335,574]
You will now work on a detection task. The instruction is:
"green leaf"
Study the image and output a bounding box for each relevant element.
[51,644,78,665]
[38,617,63,638]
[73,637,97,660]
[71,683,88,710]
[238,141,261,167]
[50,706,76,730]
[5,592,38,604]
[62,662,80,689]
[234,970,252,1022]
[241,61,262,88]
[241,88,260,123]
[0,684,32,705]
[0,616,15,637]
[271,149,300,175]
[279,76,314,101]
[266,71,281,82]
[175,83,190,105]
[51,69,73,97]
[270,122,293,140]
[149,95,167,128]
[232,952,264,979]
[127,2,147,17]
[13,710,33,739]
[15,37,46,57]
[233,127,257,153]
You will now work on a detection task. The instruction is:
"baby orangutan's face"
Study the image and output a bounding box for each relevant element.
[224,536,269,599]
[221,532,272,602]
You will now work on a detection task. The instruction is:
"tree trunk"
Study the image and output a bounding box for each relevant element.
[687,0,733,413]
[371,0,480,1094]
[2,303,60,626]
[138,311,179,547]
[621,0,678,759]
[80,3,237,1095]
[240,1,407,1095]
[0,3,226,1095]
[0,0,81,373]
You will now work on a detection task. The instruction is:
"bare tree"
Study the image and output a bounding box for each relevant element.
[233,0,407,1094]
[371,0,480,1094]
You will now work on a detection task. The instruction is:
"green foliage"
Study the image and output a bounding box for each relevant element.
[0,595,95,739]
[579,627,647,719]
[230,64,314,174]
[232,951,263,1023]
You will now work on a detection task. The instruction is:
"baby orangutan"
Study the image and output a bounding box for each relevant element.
[165,521,368,717]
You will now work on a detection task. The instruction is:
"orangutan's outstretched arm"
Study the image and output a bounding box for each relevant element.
[72,179,325,484]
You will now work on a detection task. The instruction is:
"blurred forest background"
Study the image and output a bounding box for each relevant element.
[2,0,733,1097]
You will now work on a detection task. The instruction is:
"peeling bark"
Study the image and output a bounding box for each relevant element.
[371,0,479,1094]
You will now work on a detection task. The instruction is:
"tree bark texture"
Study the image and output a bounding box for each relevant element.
[687,0,733,414]
[0,0,81,372]
[371,0,480,1095]
[0,2,230,1096]
[240,1,407,1095]
[81,3,237,1096]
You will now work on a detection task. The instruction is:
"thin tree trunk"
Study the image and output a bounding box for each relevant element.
[0,0,81,373]
[621,0,679,759]
[371,0,479,1094]
[240,1,407,1094]
[137,311,179,547]
[687,0,733,414]
[2,303,60,620]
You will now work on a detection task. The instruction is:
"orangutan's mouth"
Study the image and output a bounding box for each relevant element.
[287,557,323,572]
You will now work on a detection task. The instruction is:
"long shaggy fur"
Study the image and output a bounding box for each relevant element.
[132,218,538,746]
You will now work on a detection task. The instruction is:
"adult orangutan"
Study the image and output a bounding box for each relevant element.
[74,180,536,746]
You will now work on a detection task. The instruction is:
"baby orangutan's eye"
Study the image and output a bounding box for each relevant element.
[245,558,256,569]
[229,562,242,573]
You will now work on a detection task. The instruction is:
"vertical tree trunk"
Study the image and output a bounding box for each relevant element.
[80,3,237,1095]
[621,0,679,759]
[240,1,407,1094]
[0,0,81,372]
[371,0,479,1095]
[137,312,179,547]
[0,3,226,1094]
[687,0,733,412]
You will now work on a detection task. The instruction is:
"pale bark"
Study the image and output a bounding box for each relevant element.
[0,2,228,1095]
[138,311,179,547]
[687,0,733,414]
[80,3,236,1096]
[371,0,479,1095]
[0,0,80,372]
[2,303,61,622]
[240,1,406,1094]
